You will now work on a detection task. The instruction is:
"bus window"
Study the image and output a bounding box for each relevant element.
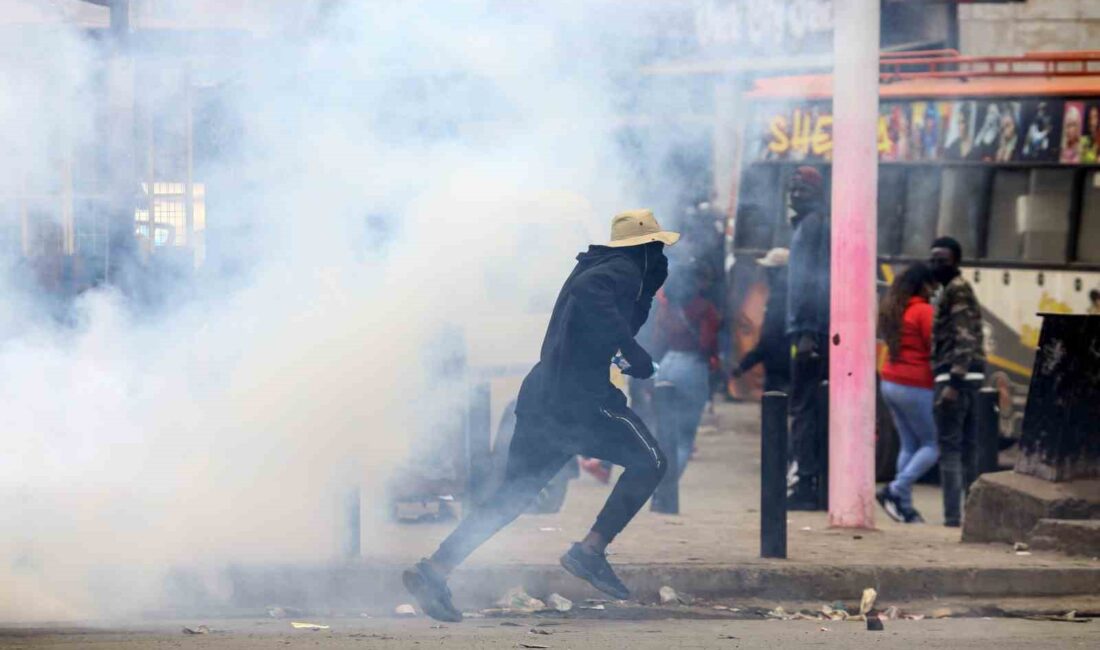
[1076,170,1100,263]
[985,170,1029,261]
[938,168,990,259]
[877,167,905,256]
[1019,170,1073,263]
[734,165,781,250]
[900,168,941,257]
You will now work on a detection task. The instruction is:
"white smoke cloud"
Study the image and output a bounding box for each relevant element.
[0,0,703,621]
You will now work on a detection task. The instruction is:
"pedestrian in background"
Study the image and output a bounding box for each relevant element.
[785,167,830,510]
[929,237,986,528]
[732,247,790,393]
[652,270,721,477]
[876,262,938,524]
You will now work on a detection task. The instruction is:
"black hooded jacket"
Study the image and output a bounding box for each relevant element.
[515,243,666,419]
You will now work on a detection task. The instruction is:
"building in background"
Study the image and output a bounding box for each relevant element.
[960,0,1100,56]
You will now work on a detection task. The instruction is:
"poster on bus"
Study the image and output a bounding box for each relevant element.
[753,98,1099,165]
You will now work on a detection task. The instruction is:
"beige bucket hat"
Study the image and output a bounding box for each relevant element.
[756,247,789,267]
[606,209,680,248]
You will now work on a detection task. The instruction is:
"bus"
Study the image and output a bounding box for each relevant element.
[726,50,1100,456]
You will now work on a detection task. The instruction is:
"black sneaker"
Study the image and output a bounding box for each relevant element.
[902,507,925,524]
[876,487,904,523]
[560,543,630,600]
[402,560,463,623]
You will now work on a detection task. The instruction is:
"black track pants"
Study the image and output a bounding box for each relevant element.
[431,405,667,569]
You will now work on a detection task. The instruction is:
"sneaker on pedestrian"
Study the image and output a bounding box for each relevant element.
[902,507,925,524]
[560,543,630,600]
[580,457,611,484]
[402,560,463,623]
[875,486,904,523]
[787,478,818,511]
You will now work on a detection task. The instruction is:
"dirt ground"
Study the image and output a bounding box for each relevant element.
[3,616,1098,650]
[362,401,1100,572]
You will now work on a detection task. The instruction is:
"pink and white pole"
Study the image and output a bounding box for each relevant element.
[828,0,879,529]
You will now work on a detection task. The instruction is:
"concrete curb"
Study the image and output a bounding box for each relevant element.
[195,562,1100,614]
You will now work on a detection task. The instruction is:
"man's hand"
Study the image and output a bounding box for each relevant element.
[939,385,959,404]
[621,341,655,379]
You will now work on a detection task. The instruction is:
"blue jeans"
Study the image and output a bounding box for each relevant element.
[881,380,939,510]
[655,351,710,478]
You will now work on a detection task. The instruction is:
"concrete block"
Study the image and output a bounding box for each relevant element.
[1017,0,1079,20]
[1029,519,1100,558]
[962,471,1100,545]
[1011,20,1085,54]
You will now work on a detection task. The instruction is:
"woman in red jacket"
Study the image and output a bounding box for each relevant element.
[876,263,938,523]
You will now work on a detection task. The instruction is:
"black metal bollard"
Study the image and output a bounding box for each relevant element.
[976,387,1000,475]
[815,379,830,511]
[651,382,681,514]
[465,380,493,510]
[761,391,788,558]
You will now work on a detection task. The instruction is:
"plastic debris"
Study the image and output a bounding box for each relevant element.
[829,600,848,613]
[181,626,210,635]
[883,606,901,620]
[580,604,606,611]
[800,526,813,531]
[547,593,573,612]
[497,587,546,612]
[904,614,926,621]
[819,626,830,632]
[500,622,523,627]
[1025,611,1089,623]
[1016,551,1033,556]
[866,615,884,631]
[930,607,952,619]
[659,586,680,605]
[859,588,878,616]
[529,628,553,635]
[394,604,417,617]
[1013,542,1030,552]
[766,606,789,619]
[719,634,739,639]
[290,622,330,630]
[519,644,549,649]
[821,605,848,621]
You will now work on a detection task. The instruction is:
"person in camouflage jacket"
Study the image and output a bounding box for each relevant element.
[929,236,986,528]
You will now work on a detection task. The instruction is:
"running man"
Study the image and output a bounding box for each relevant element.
[403,209,679,622]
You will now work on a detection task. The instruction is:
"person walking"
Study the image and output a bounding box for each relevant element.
[651,270,721,477]
[876,263,938,524]
[929,237,986,528]
[402,209,678,622]
[785,167,830,510]
[732,247,790,393]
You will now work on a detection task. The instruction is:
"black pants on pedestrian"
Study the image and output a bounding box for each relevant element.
[431,404,667,569]
[934,381,980,526]
[789,346,828,490]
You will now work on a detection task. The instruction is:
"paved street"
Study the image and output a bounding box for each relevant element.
[3,616,1098,649]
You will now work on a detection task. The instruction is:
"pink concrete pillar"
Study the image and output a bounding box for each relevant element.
[828,0,879,529]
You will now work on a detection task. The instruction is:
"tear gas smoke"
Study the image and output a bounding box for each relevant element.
[0,0,709,621]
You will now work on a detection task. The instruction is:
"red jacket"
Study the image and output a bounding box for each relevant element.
[881,296,934,389]
[654,291,721,360]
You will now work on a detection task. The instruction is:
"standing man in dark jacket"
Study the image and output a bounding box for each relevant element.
[929,236,986,527]
[732,247,790,393]
[785,167,830,510]
[403,210,679,622]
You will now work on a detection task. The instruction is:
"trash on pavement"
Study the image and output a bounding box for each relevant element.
[883,606,901,620]
[866,615,884,631]
[394,604,417,617]
[859,588,878,616]
[529,628,553,635]
[821,604,848,621]
[497,587,546,612]
[659,586,681,605]
[580,604,606,611]
[519,644,550,649]
[1013,542,1030,552]
[290,622,330,630]
[819,626,830,632]
[181,626,210,635]
[930,607,952,619]
[904,614,926,621]
[1016,551,1033,556]
[546,593,572,612]
[766,606,789,619]
[1025,611,1090,623]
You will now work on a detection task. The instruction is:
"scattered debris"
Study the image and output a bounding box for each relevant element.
[718,634,739,640]
[500,622,523,627]
[859,588,878,616]
[821,604,849,621]
[1025,611,1090,623]
[766,606,789,619]
[585,599,609,605]
[829,600,848,613]
[1016,551,1033,556]
[580,604,606,611]
[430,624,446,629]
[497,587,546,612]
[800,526,813,532]
[181,626,210,635]
[819,626,830,632]
[1013,542,1030,552]
[290,622,330,630]
[853,535,863,540]
[547,593,573,612]
[866,615,884,631]
[712,605,731,611]
[883,606,901,620]
[930,607,952,619]
[659,586,681,605]
[463,612,485,619]
[529,628,553,635]
[905,614,926,621]
[519,644,550,649]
